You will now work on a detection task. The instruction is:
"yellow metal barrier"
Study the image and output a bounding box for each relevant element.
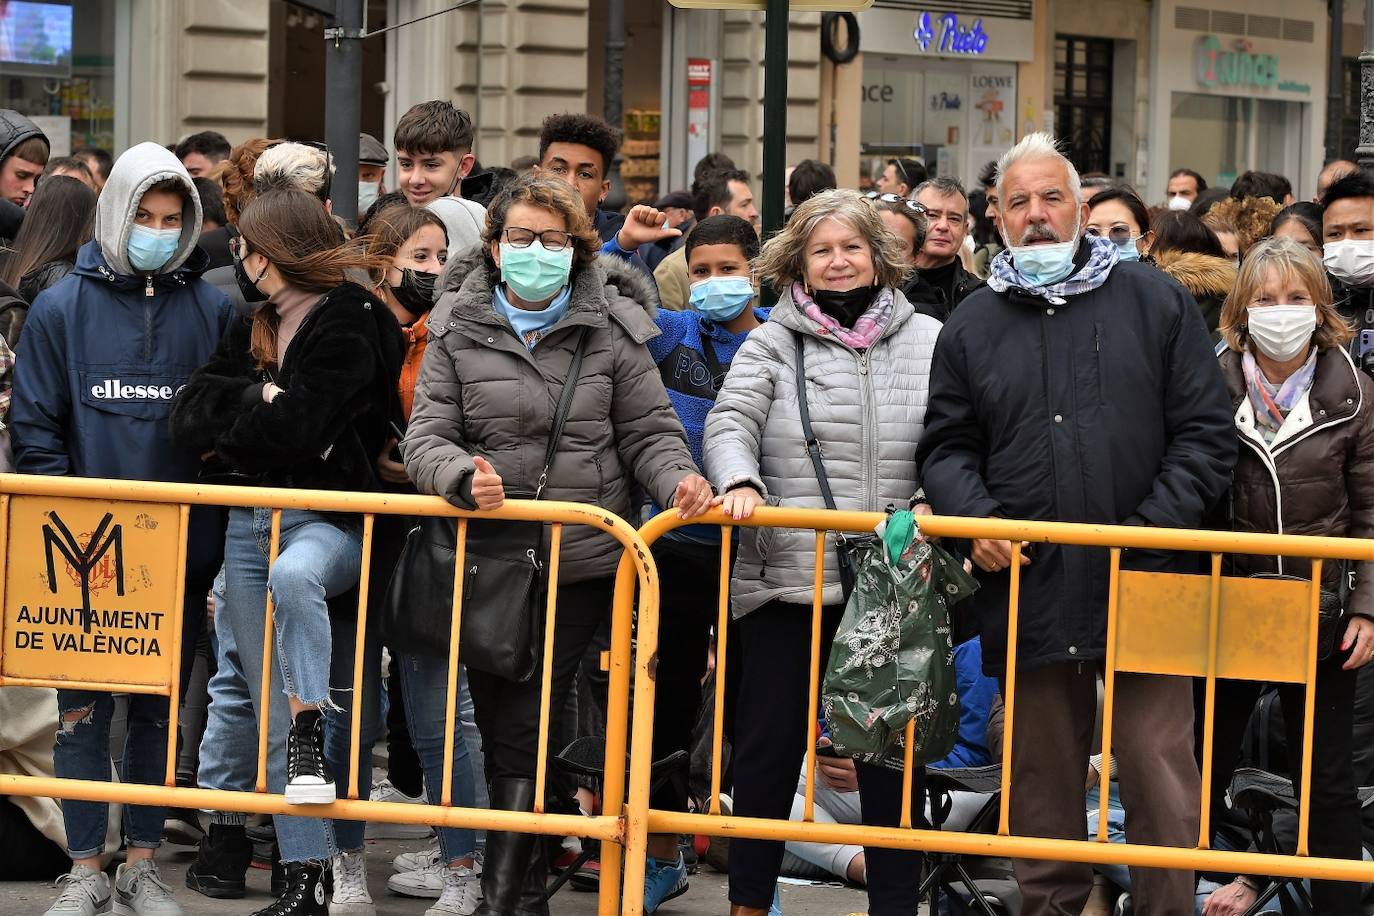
[0,473,658,916]
[615,507,1374,915]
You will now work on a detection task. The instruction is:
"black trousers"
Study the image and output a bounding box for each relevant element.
[1202,645,1362,913]
[649,538,724,813]
[466,577,614,807]
[729,599,926,914]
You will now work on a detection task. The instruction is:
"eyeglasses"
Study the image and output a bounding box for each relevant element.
[865,191,927,214]
[502,226,573,251]
[892,160,911,184]
[229,235,249,261]
[1086,226,1135,246]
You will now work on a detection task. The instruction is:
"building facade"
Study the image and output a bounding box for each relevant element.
[0,0,1343,206]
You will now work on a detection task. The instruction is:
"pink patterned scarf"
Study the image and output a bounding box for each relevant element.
[791,283,895,350]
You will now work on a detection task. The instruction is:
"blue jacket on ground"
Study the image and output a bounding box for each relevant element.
[11,142,232,481]
[931,636,998,770]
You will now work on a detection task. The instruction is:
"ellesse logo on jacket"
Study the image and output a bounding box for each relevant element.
[87,379,185,401]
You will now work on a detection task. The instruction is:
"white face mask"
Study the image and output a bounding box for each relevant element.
[1322,239,1374,287]
[1167,195,1192,212]
[1246,304,1317,362]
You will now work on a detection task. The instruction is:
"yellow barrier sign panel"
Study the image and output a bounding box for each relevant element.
[2,496,181,688]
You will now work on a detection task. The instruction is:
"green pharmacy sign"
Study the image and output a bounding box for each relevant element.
[1196,35,1279,90]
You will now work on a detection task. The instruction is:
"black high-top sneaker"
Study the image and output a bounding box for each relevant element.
[250,861,327,916]
[285,709,335,805]
[186,822,253,898]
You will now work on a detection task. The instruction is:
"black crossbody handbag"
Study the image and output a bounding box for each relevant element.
[379,328,590,681]
[793,333,875,601]
[1248,569,1347,662]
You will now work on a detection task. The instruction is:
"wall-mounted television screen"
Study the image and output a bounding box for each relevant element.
[0,1,73,78]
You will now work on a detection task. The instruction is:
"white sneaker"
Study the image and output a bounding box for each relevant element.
[392,839,442,874]
[112,859,182,916]
[364,777,432,839]
[43,865,112,916]
[388,860,446,899]
[329,851,375,916]
[425,865,481,916]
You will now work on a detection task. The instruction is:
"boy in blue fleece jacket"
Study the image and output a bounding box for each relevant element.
[641,215,770,910]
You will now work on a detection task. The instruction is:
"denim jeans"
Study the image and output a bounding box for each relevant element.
[55,691,169,858]
[396,653,480,861]
[211,507,362,862]
[54,508,222,859]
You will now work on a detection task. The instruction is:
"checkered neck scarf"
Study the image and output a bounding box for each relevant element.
[986,233,1120,301]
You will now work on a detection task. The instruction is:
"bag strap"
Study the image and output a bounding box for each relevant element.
[700,331,727,393]
[794,332,839,513]
[536,326,591,499]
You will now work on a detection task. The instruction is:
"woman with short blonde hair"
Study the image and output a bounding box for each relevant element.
[1206,234,1374,914]
[704,187,944,916]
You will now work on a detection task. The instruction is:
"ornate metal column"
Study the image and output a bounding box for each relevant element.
[1358,0,1374,166]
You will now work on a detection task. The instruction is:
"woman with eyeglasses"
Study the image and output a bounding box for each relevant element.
[403,173,711,915]
[1085,187,1153,262]
[171,188,404,916]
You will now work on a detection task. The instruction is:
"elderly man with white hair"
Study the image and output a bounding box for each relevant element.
[917,133,1236,915]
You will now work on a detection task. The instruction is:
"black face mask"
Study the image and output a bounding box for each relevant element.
[233,253,269,310]
[393,268,438,317]
[811,285,877,329]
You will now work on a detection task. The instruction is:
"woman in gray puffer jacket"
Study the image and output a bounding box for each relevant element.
[403,174,711,916]
[703,188,943,916]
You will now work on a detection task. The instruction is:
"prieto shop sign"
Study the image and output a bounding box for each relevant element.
[1195,35,1278,90]
[914,11,989,56]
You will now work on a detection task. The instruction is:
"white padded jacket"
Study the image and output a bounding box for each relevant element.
[704,286,942,616]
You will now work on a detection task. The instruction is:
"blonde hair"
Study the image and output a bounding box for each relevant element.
[1218,235,1353,353]
[753,188,911,291]
[254,143,334,201]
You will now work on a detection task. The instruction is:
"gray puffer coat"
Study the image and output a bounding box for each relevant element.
[403,249,697,583]
[703,287,942,616]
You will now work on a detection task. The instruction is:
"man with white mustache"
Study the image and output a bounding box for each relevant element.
[917,132,1236,916]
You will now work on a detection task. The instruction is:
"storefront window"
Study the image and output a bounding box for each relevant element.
[860,57,1016,186]
[0,0,114,155]
[1169,91,1305,189]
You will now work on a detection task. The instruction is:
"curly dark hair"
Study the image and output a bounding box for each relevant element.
[538,113,622,177]
[481,174,602,280]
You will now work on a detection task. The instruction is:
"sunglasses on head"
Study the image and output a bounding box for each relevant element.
[865,191,927,214]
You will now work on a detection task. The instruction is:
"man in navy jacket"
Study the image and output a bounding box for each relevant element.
[917,133,1235,916]
[12,141,230,916]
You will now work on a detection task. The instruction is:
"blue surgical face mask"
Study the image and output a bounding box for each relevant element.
[1006,217,1081,287]
[127,224,181,273]
[1115,237,1140,262]
[499,240,573,302]
[689,275,755,323]
[358,181,381,215]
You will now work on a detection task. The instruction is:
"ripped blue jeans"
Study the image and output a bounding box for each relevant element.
[55,691,169,859]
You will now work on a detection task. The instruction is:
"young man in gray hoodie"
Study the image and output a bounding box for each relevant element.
[11,141,230,916]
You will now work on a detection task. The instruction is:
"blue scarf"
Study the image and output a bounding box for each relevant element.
[986,233,1119,301]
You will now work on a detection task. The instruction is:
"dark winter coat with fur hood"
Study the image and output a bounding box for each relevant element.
[1154,248,1237,341]
[171,281,404,491]
[404,249,696,582]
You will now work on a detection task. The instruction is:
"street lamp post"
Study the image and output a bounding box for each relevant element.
[1358,0,1374,166]
[603,0,628,211]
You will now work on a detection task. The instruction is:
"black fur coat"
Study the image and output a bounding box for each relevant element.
[171,281,404,491]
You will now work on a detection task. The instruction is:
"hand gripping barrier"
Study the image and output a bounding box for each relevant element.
[0,474,658,916]
[614,506,1374,915]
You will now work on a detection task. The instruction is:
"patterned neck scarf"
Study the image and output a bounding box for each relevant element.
[986,233,1119,302]
[791,282,895,350]
[1242,347,1318,443]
